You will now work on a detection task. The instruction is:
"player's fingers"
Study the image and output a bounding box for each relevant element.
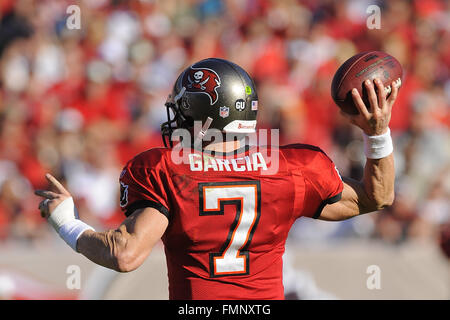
[38,199,50,218]
[365,79,379,112]
[387,80,399,109]
[351,88,370,119]
[38,199,48,210]
[374,78,387,111]
[34,189,59,200]
[45,173,70,195]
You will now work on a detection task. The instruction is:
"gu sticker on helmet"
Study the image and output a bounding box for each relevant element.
[235,99,245,111]
[219,106,229,118]
[183,67,221,105]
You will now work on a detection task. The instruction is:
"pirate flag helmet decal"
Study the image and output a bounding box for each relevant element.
[184,67,221,105]
[161,58,259,147]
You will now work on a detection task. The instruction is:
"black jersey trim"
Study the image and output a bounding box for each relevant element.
[312,192,343,219]
[125,200,170,220]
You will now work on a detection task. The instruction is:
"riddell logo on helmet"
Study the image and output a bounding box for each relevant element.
[184,67,221,105]
[238,123,255,129]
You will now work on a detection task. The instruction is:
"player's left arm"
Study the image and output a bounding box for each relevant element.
[320,78,398,221]
[35,174,168,272]
[76,206,168,272]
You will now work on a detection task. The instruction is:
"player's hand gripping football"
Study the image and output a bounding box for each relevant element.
[35,173,72,218]
[344,78,399,136]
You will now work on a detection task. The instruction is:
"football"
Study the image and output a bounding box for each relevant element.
[331,51,403,114]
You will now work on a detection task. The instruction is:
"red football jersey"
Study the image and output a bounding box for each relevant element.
[119,144,343,300]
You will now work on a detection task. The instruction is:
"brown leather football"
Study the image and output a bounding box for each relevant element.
[331,51,403,115]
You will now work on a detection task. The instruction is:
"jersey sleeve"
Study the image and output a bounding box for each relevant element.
[283,144,343,220]
[119,150,171,220]
[301,149,343,219]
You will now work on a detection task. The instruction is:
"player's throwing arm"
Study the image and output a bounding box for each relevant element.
[320,77,399,221]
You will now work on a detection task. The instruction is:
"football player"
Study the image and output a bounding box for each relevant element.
[35,58,398,299]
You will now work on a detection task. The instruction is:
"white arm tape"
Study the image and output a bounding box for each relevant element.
[47,197,77,232]
[59,219,95,252]
[363,128,394,159]
[48,197,95,252]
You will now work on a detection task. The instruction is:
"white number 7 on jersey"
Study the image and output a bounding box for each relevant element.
[199,181,261,278]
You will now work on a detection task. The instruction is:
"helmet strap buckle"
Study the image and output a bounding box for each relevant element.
[194,117,213,149]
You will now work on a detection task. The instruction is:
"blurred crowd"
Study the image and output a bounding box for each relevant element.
[0,0,449,256]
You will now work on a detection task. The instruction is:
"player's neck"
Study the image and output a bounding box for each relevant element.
[203,140,241,153]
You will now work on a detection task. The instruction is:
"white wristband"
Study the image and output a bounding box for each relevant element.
[59,219,95,252]
[47,197,94,252]
[363,128,393,159]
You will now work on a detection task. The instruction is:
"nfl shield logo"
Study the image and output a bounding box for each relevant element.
[219,106,229,118]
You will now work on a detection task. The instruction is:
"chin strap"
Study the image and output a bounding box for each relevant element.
[174,86,186,103]
[194,117,213,148]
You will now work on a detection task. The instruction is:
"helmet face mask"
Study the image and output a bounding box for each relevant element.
[161,58,258,148]
[161,88,195,148]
